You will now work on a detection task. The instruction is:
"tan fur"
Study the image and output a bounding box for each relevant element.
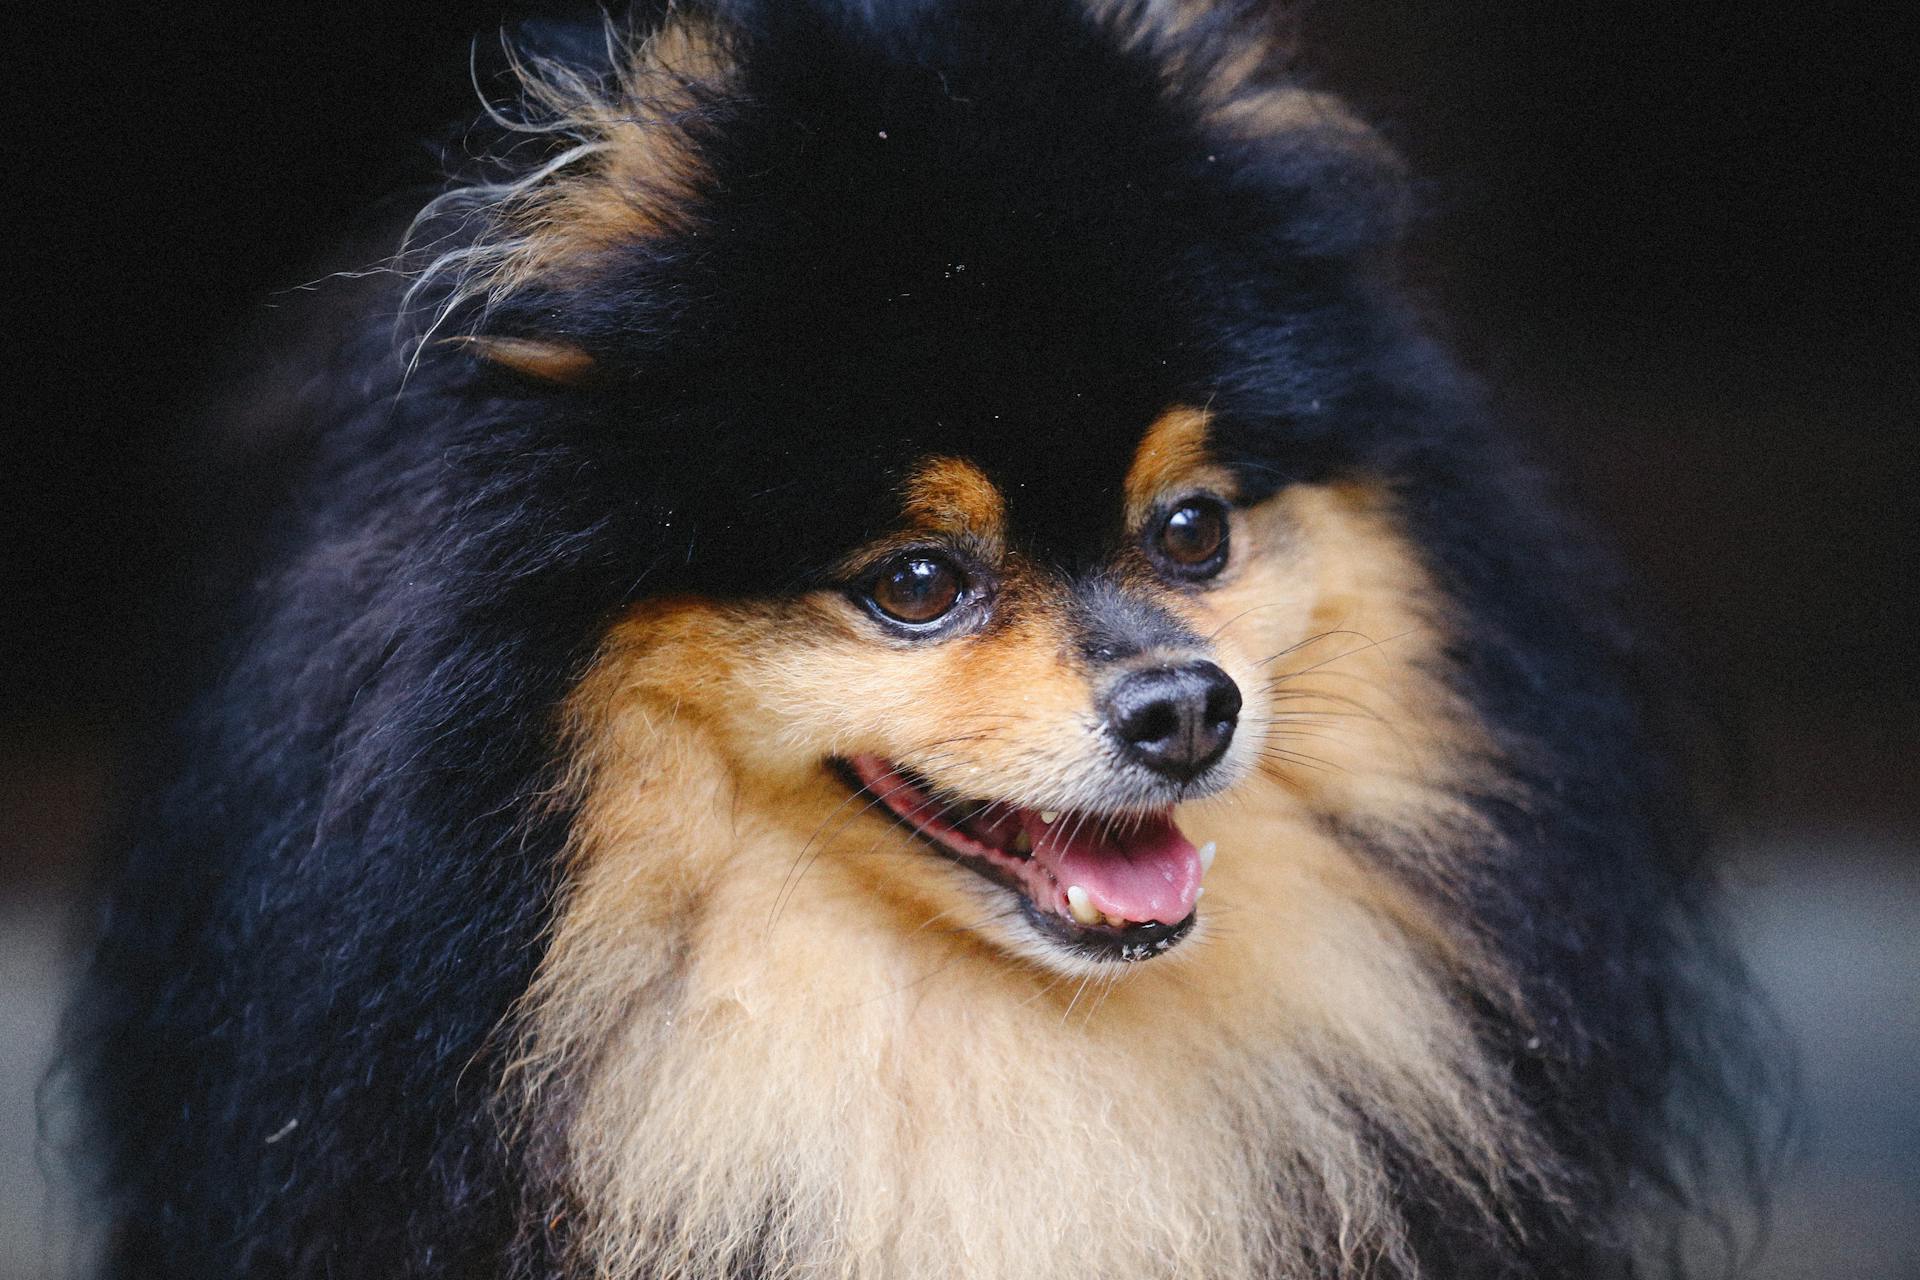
[1205,86,1405,175]
[1091,0,1402,172]
[403,14,730,337]
[1121,405,1239,524]
[899,457,1008,546]
[1182,482,1512,987]
[509,426,1551,1277]
[497,15,727,289]
[443,335,597,384]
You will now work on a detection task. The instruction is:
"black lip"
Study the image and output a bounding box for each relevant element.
[1020,899,1198,963]
[830,757,1197,963]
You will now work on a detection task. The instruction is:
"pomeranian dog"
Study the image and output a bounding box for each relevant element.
[68,2,1776,1277]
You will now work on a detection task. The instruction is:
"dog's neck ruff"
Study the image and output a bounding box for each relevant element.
[514,762,1543,1280]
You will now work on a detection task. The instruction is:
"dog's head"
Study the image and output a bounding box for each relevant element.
[414,2,1452,979]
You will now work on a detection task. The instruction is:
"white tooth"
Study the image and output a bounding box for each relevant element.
[1196,887,1207,902]
[1066,885,1099,925]
[1009,830,1032,856]
[1198,841,1216,874]
[1039,811,1059,824]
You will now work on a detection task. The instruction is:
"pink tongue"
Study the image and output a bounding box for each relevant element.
[1027,811,1202,926]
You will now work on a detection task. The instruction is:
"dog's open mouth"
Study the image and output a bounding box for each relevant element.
[844,755,1208,961]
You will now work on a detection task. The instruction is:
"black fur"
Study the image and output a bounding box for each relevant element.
[65,1,1777,1276]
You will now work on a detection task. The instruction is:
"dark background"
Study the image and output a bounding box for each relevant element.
[4,3,1913,1276]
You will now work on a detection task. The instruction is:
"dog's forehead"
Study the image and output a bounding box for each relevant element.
[886,406,1219,561]
[634,374,1227,595]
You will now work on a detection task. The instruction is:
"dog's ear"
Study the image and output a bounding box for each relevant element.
[1216,85,1412,257]
[1114,0,1410,256]
[445,335,597,385]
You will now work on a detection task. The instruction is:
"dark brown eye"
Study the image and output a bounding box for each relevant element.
[869,553,964,625]
[1153,498,1230,577]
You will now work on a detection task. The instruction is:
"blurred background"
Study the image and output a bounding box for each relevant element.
[4,2,1913,1276]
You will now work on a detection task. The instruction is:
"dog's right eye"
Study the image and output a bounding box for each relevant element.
[867,553,965,626]
[1149,497,1231,580]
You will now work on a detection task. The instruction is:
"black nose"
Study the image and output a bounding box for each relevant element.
[1105,661,1241,783]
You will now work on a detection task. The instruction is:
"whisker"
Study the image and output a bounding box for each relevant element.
[1203,601,1292,644]
[1266,630,1413,682]
[1081,967,1130,1026]
[1257,748,1338,774]
[1252,628,1381,670]
[766,770,929,931]
[1060,969,1098,1025]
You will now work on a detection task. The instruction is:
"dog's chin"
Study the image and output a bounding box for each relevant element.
[838,755,1219,967]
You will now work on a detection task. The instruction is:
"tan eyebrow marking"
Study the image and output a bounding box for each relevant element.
[901,457,1008,547]
[1124,406,1237,524]
[445,335,597,384]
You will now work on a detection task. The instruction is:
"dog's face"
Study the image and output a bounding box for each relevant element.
[561,399,1451,978]
[611,407,1263,966]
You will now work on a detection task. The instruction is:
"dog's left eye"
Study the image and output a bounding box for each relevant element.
[867,553,965,626]
[1151,498,1230,579]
